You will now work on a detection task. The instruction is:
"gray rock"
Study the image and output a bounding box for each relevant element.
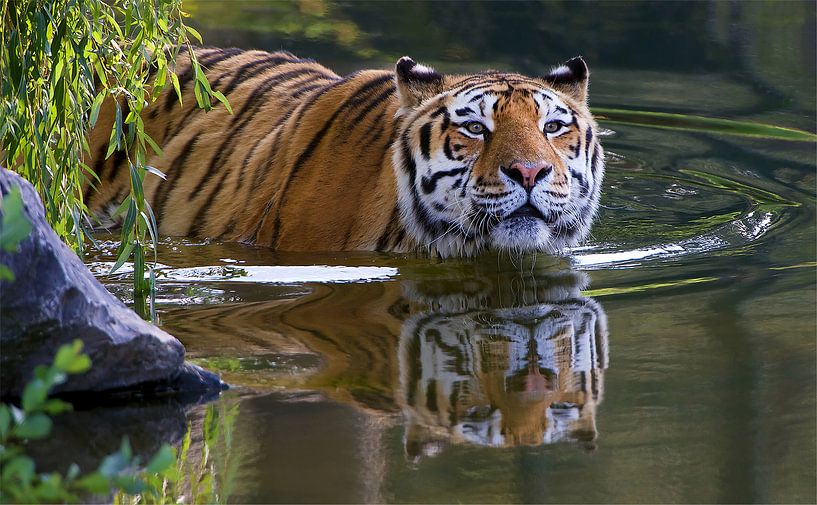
[0,168,226,398]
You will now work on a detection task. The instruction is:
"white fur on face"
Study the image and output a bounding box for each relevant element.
[395,84,604,257]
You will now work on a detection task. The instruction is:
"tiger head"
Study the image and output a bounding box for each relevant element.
[393,57,604,257]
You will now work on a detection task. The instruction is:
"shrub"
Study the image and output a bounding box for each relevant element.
[0,0,229,305]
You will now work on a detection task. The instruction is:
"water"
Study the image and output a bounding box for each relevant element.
[62,1,817,502]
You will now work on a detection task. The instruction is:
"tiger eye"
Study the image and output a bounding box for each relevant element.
[465,122,486,135]
[544,121,561,134]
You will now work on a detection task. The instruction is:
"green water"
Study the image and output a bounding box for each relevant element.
[72,1,817,502]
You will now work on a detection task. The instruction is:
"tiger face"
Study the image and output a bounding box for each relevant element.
[393,57,604,257]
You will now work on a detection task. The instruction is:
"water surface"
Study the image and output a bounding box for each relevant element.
[72,1,817,502]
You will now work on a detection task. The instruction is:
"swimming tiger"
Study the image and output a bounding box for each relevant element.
[86,48,604,257]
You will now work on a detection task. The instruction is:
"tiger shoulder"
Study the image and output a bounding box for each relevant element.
[86,47,605,258]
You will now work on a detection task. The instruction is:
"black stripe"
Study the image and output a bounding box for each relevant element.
[570,168,589,197]
[361,109,386,142]
[288,78,351,131]
[400,131,416,180]
[376,205,401,250]
[153,134,198,221]
[349,84,395,125]
[419,122,432,160]
[188,167,233,236]
[400,133,450,237]
[290,81,330,98]
[439,109,450,131]
[454,107,474,116]
[188,69,337,201]
[86,143,109,203]
[454,77,541,96]
[421,166,467,194]
[590,144,599,176]
[235,75,343,190]
[584,127,593,161]
[246,199,274,244]
[252,127,284,188]
[442,135,455,161]
[109,148,127,182]
[269,73,394,246]
[222,54,299,96]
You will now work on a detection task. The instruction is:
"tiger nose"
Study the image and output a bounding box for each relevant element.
[501,160,552,191]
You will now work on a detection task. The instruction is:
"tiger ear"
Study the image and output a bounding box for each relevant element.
[543,56,589,103]
[395,56,444,109]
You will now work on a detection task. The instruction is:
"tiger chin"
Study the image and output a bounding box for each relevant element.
[87,48,604,258]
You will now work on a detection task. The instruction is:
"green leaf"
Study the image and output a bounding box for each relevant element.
[144,135,164,157]
[53,340,91,374]
[75,472,111,494]
[41,398,72,415]
[105,121,119,159]
[0,404,11,439]
[89,92,106,128]
[111,240,134,274]
[211,90,232,114]
[129,164,145,204]
[145,445,174,473]
[114,474,147,495]
[193,80,209,110]
[1,455,35,483]
[21,378,49,411]
[170,72,182,105]
[185,25,203,43]
[0,265,15,282]
[144,165,166,180]
[0,186,33,253]
[98,438,132,478]
[13,413,52,439]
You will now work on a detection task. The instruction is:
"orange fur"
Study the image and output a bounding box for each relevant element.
[87,48,604,256]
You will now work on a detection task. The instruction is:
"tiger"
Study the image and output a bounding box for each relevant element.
[86,47,604,257]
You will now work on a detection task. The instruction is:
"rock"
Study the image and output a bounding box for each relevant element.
[0,168,226,399]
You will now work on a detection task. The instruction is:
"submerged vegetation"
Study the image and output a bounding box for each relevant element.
[0,0,228,306]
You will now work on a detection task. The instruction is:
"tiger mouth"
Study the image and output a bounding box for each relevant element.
[506,203,557,224]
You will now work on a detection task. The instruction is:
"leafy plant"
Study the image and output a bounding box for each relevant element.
[115,399,240,505]
[0,340,176,504]
[0,0,229,310]
[0,185,33,281]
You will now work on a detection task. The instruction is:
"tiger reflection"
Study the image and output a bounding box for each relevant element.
[397,273,608,460]
[162,261,608,460]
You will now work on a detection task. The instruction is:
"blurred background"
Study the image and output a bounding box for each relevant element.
[185,0,816,130]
